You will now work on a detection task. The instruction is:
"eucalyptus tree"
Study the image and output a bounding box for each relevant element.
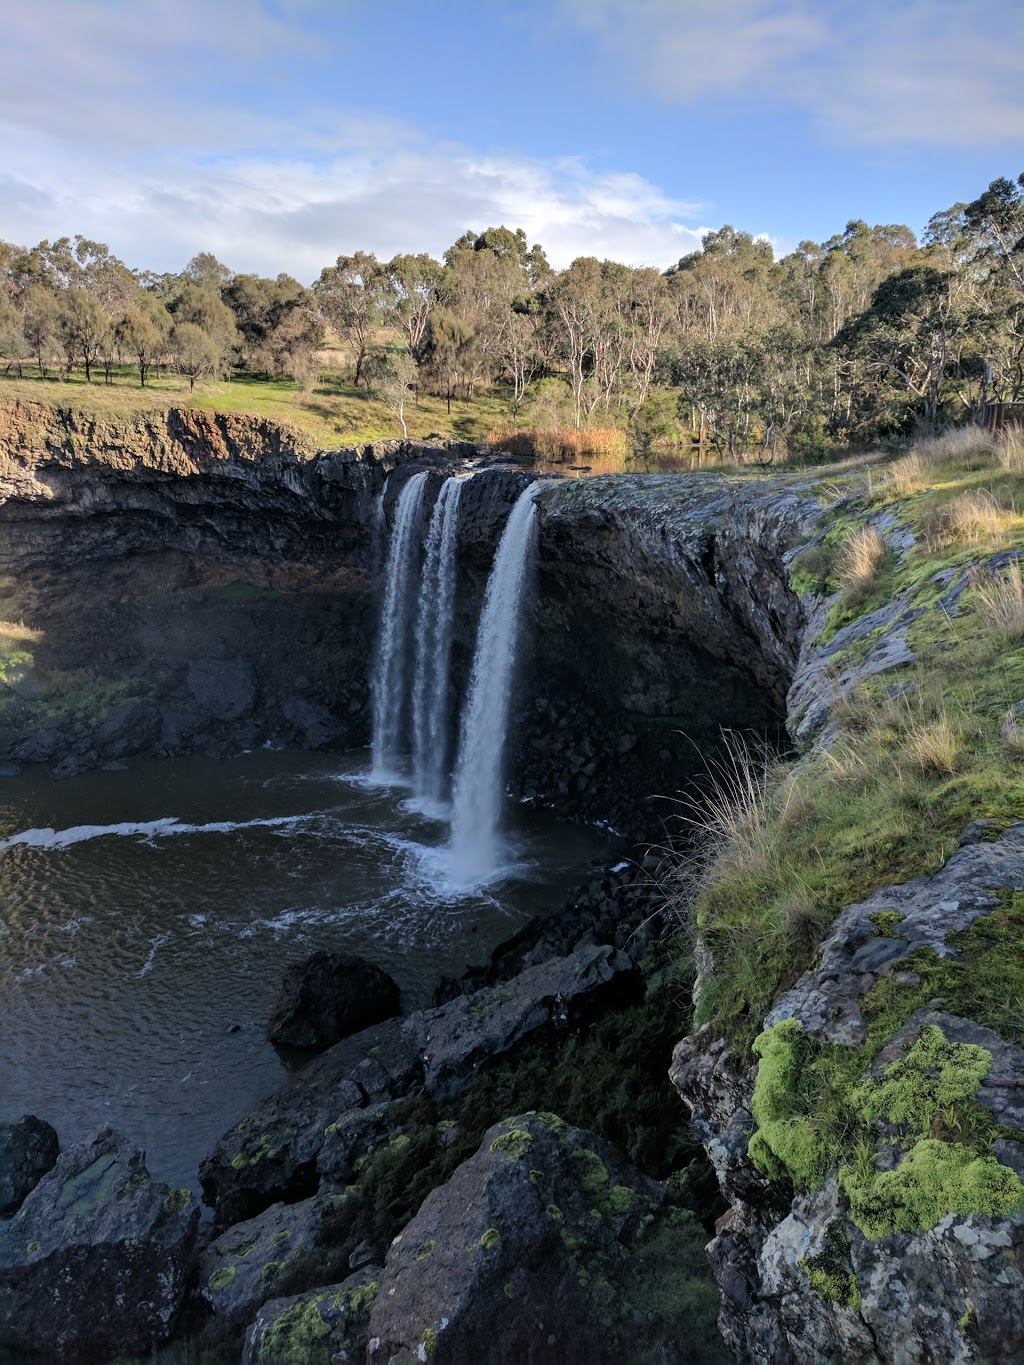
[385,253,442,354]
[170,322,220,391]
[116,296,172,386]
[313,251,393,386]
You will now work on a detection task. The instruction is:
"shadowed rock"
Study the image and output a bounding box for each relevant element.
[0,1126,198,1362]
[365,1112,723,1365]
[243,1265,382,1365]
[267,949,401,1051]
[202,942,639,1227]
[0,1116,58,1217]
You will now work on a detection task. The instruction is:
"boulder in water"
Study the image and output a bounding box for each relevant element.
[0,1115,58,1217]
[267,949,401,1051]
[0,1126,199,1361]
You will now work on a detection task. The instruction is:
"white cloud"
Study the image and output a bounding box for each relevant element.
[558,0,1024,148]
[0,123,710,277]
[0,0,712,275]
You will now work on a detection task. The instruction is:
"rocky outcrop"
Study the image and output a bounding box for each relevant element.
[267,949,401,1051]
[200,1194,332,1326]
[364,1112,707,1365]
[0,1126,199,1361]
[519,474,825,832]
[242,1265,382,1365]
[0,1116,58,1217]
[0,399,459,776]
[202,942,640,1227]
[673,823,1024,1363]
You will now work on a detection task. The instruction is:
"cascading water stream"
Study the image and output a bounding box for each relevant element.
[448,480,543,884]
[370,470,430,780]
[410,475,466,808]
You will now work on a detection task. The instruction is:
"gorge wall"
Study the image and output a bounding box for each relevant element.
[0,400,821,839]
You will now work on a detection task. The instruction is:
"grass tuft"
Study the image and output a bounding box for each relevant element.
[837,527,887,601]
[973,564,1024,638]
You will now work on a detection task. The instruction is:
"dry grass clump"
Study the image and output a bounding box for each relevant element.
[922,487,1016,550]
[669,732,783,908]
[837,526,887,600]
[0,620,42,646]
[905,711,961,775]
[879,451,930,499]
[487,425,628,462]
[872,426,996,502]
[972,563,1024,637]
[912,426,995,467]
[996,426,1024,475]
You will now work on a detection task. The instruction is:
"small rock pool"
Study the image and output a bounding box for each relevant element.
[0,749,621,1197]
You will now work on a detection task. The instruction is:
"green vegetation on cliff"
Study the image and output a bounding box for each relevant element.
[687,427,1024,1048]
[678,424,1024,1240]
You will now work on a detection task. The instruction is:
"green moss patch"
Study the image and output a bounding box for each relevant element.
[747,1019,1024,1239]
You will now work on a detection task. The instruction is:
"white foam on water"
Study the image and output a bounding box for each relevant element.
[0,812,323,852]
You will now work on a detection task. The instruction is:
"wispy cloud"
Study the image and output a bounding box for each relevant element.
[0,123,709,277]
[0,1,710,275]
[558,0,1024,148]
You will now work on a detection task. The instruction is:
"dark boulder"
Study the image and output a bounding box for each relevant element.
[0,1126,199,1361]
[243,1265,382,1365]
[0,1116,58,1217]
[200,1195,329,1326]
[203,943,639,1228]
[267,949,401,1051]
[201,1019,421,1228]
[365,1112,724,1365]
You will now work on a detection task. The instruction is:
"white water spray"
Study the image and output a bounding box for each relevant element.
[448,481,543,883]
[370,471,430,779]
[410,476,466,806]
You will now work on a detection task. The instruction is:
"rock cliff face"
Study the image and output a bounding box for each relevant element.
[0,401,822,834]
[0,400,449,774]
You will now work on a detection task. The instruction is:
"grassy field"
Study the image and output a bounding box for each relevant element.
[0,364,514,448]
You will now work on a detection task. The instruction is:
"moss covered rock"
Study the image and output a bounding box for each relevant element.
[0,1126,198,1360]
[364,1113,725,1365]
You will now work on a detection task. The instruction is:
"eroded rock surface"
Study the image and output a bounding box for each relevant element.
[200,1194,331,1326]
[0,1126,198,1361]
[673,828,1024,1364]
[243,1265,382,1365]
[364,1112,718,1365]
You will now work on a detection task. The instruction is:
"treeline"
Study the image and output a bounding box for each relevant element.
[1,171,1022,457]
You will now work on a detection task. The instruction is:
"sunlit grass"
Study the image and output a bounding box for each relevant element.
[0,365,514,448]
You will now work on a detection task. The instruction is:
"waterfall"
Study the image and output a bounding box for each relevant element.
[369,491,385,573]
[370,470,430,780]
[448,481,542,884]
[410,476,466,808]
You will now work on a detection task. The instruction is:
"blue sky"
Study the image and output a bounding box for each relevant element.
[2,0,1023,279]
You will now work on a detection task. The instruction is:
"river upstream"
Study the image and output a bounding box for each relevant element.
[0,749,617,1197]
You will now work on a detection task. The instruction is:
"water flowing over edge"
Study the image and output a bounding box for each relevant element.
[410,476,466,808]
[370,471,430,779]
[448,481,543,885]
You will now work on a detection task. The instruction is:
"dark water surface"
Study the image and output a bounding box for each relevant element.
[0,749,620,1196]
